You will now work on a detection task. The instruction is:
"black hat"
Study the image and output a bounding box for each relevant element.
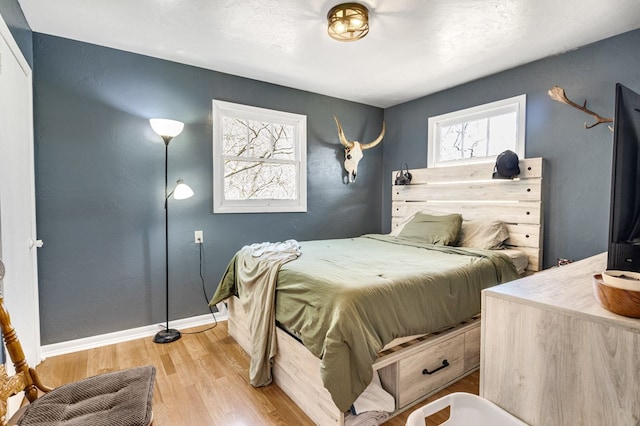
[492,150,520,179]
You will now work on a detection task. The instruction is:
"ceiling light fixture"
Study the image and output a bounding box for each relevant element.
[327,3,369,42]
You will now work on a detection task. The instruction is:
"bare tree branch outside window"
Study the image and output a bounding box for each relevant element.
[222,118,296,200]
[427,95,525,168]
[213,100,307,213]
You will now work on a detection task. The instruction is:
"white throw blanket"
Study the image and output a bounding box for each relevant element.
[344,371,395,425]
[351,371,395,415]
[344,411,389,426]
[236,239,301,386]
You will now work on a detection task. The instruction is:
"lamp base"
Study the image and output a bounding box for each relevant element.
[153,328,181,344]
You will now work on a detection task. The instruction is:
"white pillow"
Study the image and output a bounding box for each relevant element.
[458,220,510,250]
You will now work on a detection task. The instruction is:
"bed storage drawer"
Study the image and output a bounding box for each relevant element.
[397,333,465,408]
[376,317,481,411]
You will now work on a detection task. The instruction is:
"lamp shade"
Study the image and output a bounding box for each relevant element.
[173,178,194,200]
[150,118,184,139]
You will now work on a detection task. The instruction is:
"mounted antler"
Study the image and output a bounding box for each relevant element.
[548,85,613,129]
[334,116,385,183]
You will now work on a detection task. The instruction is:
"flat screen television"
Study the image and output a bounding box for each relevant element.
[608,83,640,271]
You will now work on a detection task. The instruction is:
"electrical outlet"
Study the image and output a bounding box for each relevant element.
[194,230,203,244]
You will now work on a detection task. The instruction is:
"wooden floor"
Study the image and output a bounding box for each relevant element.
[34,321,479,425]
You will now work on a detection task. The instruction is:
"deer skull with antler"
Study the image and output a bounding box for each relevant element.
[334,116,385,183]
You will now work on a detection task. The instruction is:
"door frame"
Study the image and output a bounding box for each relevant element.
[0,13,41,367]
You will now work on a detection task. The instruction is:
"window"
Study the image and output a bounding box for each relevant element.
[213,100,307,213]
[427,95,526,168]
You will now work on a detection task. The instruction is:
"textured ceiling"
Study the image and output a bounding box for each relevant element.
[18,0,640,108]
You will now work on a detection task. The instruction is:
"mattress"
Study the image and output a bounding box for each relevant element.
[501,248,529,275]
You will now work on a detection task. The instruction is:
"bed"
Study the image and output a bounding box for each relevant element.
[211,157,544,425]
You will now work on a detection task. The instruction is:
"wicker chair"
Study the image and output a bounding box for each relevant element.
[0,259,155,426]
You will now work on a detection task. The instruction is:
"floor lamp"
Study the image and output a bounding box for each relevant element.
[149,118,194,344]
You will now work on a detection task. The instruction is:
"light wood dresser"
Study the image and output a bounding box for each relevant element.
[480,252,640,426]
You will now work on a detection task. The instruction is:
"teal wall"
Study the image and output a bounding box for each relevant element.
[383,29,640,268]
[33,34,383,344]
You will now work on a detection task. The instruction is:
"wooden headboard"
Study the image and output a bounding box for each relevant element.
[391,157,544,272]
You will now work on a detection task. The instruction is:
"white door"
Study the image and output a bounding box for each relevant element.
[0,15,41,370]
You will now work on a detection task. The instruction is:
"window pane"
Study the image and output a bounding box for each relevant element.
[428,95,525,168]
[221,117,248,156]
[213,99,307,213]
[462,119,488,158]
[224,160,296,200]
[222,117,295,160]
[488,112,517,155]
[439,123,464,162]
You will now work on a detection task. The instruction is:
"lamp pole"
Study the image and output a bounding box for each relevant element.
[149,118,190,344]
[154,137,181,344]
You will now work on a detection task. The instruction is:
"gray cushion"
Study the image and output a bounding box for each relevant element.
[17,365,155,426]
[397,212,462,245]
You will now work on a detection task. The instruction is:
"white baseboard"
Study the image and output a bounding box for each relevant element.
[40,311,228,359]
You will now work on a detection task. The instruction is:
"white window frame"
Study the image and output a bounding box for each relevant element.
[212,100,307,213]
[427,94,526,168]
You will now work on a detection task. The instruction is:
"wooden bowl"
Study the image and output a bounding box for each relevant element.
[593,274,640,318]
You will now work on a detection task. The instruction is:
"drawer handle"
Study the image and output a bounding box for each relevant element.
[422,359,449,375]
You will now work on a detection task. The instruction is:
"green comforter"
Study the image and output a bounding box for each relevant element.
[210,234,518,412]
